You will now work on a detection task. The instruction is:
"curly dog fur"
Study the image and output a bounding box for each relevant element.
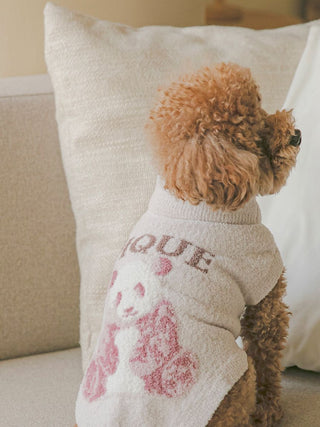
[75,63,298,427]
[146,63,299,426]
[147,63,297,210]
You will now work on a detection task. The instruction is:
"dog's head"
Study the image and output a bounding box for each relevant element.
[147,63,300,210]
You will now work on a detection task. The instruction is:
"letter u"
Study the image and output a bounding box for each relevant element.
[156,235,190,256]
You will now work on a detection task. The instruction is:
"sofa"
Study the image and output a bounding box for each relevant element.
[1,73,320,427]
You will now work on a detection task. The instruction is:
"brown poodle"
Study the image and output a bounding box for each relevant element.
[74,63,300,427]
[146,63,300,426]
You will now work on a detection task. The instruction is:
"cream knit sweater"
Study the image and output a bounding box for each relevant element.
[75,176,283,427]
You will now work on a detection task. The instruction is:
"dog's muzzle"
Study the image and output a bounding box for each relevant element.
[290,129,302,147]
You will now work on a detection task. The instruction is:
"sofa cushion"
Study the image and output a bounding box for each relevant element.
[0,348,82,426]
[281,367,320,426]
[0,74,80,360]
[0,348,319,426]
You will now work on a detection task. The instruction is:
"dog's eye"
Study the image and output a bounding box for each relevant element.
[289,129,301,147]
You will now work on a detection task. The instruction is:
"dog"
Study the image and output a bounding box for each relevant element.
[75,63,300,427]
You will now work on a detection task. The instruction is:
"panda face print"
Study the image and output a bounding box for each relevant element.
[109,261,165,321]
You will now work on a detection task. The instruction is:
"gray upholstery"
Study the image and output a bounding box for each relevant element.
[0,348,319,426]
[0,348,82,427]
[281,367,320,426]
[0,75,80,360]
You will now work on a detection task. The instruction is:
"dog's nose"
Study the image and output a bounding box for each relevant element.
[290,129,301,147]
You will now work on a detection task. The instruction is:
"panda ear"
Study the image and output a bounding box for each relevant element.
[109,270,118,288]
[152,257,172,276]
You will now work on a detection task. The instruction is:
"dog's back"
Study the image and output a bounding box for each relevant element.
[75,177,283,427]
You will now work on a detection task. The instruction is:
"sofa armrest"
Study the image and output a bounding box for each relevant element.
[0,74,80,360]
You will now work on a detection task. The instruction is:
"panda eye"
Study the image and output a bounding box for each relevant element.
[115,291,122,306]
[134,282,145,298]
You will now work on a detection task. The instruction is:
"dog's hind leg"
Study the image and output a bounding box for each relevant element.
[240,272,290,426]
[206,355,256,427]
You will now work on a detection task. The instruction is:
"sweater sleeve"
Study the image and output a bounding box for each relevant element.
[236,222,284,305]
[238,247,284,306]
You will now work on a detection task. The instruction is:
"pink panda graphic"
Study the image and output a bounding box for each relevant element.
[83,257,199,401]
[83,322,119,402]
[130,298,199,398]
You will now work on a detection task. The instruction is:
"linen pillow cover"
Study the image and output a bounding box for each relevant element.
[44,2,317,371]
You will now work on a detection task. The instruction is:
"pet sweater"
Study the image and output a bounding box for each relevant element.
[75,176,283,427]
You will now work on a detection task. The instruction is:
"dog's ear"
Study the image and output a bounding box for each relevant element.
[148,127,260,210]
[259,110,298,195]
[264,110,295,155]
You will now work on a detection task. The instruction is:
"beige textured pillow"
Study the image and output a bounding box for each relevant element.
[44,2,314,371]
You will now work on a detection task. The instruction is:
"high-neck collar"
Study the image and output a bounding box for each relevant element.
[147,176,261,225]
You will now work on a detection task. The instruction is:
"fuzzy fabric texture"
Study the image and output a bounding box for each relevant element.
[75,178,283,427]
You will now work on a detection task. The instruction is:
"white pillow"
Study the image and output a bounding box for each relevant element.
[258,26,320,372]
[44,2,317,371]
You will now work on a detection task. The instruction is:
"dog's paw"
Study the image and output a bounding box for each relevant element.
[250,403,284,426]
